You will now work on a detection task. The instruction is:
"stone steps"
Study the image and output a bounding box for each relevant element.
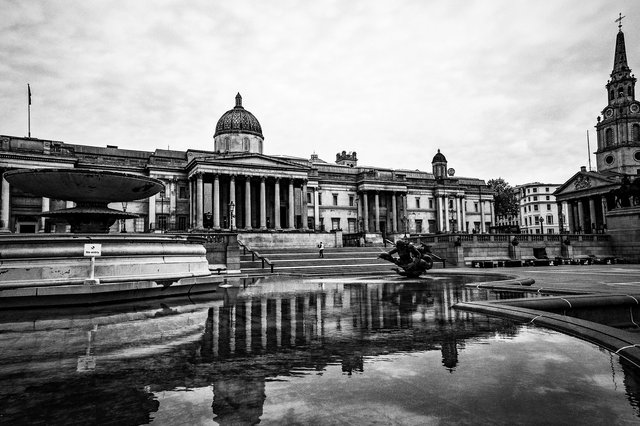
[240,247,398,276]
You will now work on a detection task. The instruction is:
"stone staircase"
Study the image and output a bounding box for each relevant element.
[240,246,402,277]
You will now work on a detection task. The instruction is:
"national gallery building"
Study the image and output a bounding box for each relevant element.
[0,93,494,236]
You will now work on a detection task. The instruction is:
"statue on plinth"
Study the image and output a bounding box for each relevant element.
[378,240,434,278]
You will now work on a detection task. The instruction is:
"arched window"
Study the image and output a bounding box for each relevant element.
[618,87,624,97]
[243,137,250,151]
[633,124,640,142]
[546,215,553,225]
[628,86,633,97]
[605,128,614,146]
[610,90,615,101]
[224,137,230,151]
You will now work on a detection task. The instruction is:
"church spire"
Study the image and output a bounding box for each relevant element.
[612,26,631,77]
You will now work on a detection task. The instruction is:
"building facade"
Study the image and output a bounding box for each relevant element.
[517,182,561,234]
[555,23,640,233]
[0,93,494,236]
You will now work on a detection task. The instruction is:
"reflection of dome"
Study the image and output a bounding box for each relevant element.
[432,149,447,163]
[214,93,263,138]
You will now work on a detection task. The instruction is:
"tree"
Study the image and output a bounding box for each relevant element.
[487,178,519,217]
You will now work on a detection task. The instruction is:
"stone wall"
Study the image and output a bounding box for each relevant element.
[606,206,640,263]
[238,231,344,249]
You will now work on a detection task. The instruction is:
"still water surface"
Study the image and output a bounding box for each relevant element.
[0,274,639,425]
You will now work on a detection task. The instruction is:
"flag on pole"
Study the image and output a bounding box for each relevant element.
[28,84,31,105]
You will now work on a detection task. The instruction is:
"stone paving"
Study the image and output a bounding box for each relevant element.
[479,264,640,294]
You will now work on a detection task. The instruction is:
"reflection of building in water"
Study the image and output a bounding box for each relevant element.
[441,337,459,372]
[212,378,265,425]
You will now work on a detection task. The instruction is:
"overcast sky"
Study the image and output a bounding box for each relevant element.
[2,0,640,186]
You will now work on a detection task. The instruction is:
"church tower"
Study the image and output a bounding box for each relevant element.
[595,16,640,175]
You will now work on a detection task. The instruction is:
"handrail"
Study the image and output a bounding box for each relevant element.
[237,239,275,273]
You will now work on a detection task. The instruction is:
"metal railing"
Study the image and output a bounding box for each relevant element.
[237,239,274,273]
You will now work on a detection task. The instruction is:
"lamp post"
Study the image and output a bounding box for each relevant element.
[229,201,235,232]
[121,201,128,233]
[539,217,544,234]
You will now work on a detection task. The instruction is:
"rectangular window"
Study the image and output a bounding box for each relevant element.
[332,194,338,206]
[429,199,433,209]
[547,204,551,210]
[349,195,354,207]
[179,186,188,199]
[534,205,539,211]
[347,218,356,233]
[474,202,479,212]
[533,188,538,193]
[318,194,322,205]
[415,219,423,234]
[415,197,421,209]
[331,218,340,230]
[546,187,550,192]
[533,196,538,201]
[545,195,550,200]
[307,192,312,204]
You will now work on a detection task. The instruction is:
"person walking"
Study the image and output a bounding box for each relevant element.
[318,241,325,258]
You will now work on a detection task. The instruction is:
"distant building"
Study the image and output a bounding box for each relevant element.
[516,183,561,234]
[0,93,494,236]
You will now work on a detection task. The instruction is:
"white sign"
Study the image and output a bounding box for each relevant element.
[84,243,102,257]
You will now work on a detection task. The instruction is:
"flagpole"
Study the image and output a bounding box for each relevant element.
[27,84,31,138]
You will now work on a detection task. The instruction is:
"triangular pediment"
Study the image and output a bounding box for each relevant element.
[188,152,310,172]
[554,170,621,198]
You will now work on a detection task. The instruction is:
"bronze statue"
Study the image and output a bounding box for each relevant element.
[378,240,434,278]
[609,175,640,208]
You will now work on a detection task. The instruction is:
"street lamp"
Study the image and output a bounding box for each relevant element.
[229,201,235,232]
[539,217,544,234]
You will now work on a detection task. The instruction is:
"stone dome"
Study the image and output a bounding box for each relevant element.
[432,149,447,163]
[214,93,263,138]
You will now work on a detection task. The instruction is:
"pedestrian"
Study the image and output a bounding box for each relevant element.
[318,241,324,258]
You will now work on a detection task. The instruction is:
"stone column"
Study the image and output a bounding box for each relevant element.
[489,200,494,229]
[456,197,462,232]
[169,178,177,229]
[444,197,450,232]
[1,176,10,232]
[245,176,252,230]
[213,174,220,229]
[363,192,369,232]
[567,202,575,233]
[274,178,281,230]
[288,179,295,229]
[148,194,156,231]
[188,178,193,229]
[391,192,398,234]
[313,187,320,230]
[40,197,49,232]
[436,196,443,232]
[229,175,236,230]
[600,197,608,229]
[461,196,467,232]
[196,172,204,229]
[260,177,266,230]
[577,199,585,233]
[557,202,564,232]
[588,197,597,233]
[374,191,380,232]
[479,194,486,233]
[301,180,308,230]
